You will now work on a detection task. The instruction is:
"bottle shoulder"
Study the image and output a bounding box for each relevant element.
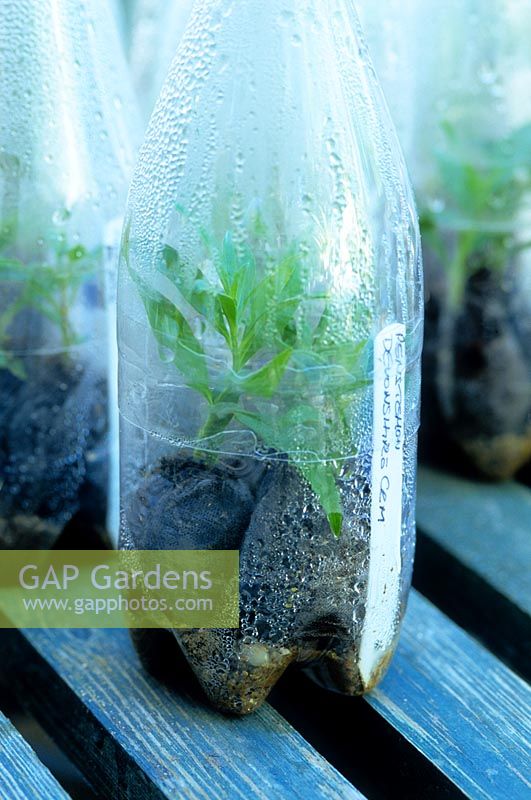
[0,0,140,205]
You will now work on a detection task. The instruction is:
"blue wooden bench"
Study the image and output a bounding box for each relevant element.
[0,710,69,799]
[1,468,530,799]
[415,467,531,680]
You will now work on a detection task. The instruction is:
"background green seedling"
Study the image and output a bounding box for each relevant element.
[0,224,100,379]
[420,121,531,307]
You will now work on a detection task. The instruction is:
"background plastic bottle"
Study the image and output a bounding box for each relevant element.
[128,0,195,123]
[361,0,531,479]
[0,0,140,547]
[420,1,531,479]
[357,0,418,169]
[119,0,423,714]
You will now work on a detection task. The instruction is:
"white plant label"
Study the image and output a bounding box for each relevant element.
[359,322,406,687]
[104,216,124,547]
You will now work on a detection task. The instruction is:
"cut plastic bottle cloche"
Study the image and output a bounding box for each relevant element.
[118,0,423,714]
[0,0,140,549]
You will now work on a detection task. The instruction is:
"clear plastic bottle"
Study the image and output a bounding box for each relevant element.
[119,0,423,714]
[0,0,139,548]
[128,0,195,123]
[403,0,531,478]
[357,0,419,167]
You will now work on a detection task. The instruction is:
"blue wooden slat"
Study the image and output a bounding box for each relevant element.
[417,467,531,614]
[0,710,70,800]
[415,467,531,678]
[369,591,531,800]
[2,627,364,800]
[270,589,531,800]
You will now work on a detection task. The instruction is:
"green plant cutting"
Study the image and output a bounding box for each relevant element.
[126,209,372,536]
[0,225,99,378]
[420,120,531,307]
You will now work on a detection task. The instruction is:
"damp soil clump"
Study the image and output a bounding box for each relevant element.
[124,452,370,715]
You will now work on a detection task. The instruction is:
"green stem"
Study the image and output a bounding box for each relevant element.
[58,283,77,347]
[448,230,477,309]
[194,389,240,459]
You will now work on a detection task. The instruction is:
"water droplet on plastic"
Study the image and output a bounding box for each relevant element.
[53,209,71,226]
[428,198,445,214]
[158,345,174,363]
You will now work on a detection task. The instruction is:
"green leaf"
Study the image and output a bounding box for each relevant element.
[235,243,257,313]
[239,273,276,361]
[213,300,231,345]
[160,244,240,351]
[0,258,25,281]
[220,231,238,289]
[140,284,211,401]
[216,293,237,335]
[290,341,369,395]
[233,408,276,445]
[68,245,88,262]
[187,271,218,325]
[162,244,180,268]
[297,461,343,537]
[235,348,292,397]
[328,512,343,537]
[435,121,531,223]
[0,351,26,380]
[197,401,241,440]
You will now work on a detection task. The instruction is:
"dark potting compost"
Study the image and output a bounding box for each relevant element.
[421,242,531,480]
[0,356,108,548]
[124,453,373,714]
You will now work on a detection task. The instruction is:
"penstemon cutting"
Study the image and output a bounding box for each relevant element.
[125,209,371,536]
